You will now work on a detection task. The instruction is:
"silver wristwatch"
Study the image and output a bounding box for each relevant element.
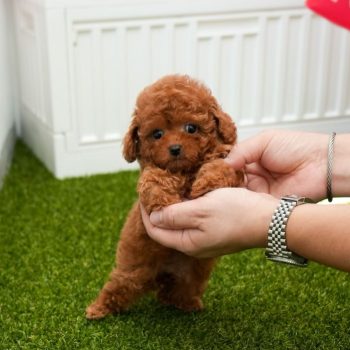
[265,195,313,267]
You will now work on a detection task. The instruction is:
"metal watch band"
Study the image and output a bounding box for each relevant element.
[265,195,312,267]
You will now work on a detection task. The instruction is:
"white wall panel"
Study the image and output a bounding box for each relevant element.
[174,23,194,74]
[101,28,122,142]
[68,10,349,146]
[18,13,42,119]
[74,29,96,144]
[16,3,48,126]
[0,0,18,187]
[68,10,350,149]
[241,33,258,125]
[262,16,280,123]
[284,15,302,121]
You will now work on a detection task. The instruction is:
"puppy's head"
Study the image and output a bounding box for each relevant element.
[123,75,237,173]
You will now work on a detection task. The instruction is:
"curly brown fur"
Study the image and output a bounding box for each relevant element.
[86,75,243,320]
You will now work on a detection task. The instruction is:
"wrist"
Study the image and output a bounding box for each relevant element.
[332,134,350,197]
[245,194,279,250]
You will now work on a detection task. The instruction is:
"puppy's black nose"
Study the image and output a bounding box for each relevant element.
[169,144,182,157]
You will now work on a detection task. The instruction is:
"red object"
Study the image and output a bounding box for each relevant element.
[306,0,350,30]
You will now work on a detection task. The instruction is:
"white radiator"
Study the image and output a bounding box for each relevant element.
[14,0,350,178]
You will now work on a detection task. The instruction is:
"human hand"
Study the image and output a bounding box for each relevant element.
[226,130,329,201]
[141,188,278,258]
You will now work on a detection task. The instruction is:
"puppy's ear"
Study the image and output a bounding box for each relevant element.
[212,105,237,145]
[122,116,139,162]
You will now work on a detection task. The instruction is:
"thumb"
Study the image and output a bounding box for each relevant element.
[140,203,199,253]
[225,133,268,170]
[149,200,201,229]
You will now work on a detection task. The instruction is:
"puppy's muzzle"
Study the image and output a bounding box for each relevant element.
[169,144,182,157]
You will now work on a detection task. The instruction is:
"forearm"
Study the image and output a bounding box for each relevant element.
[333,134,350,197]
[286,204,350,272]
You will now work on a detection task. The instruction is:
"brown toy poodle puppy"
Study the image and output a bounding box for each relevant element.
[86,75,243,320]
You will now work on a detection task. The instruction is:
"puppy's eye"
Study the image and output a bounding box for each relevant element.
[184,124,198,134]
[152,129,164,140]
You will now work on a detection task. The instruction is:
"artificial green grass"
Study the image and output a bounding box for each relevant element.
[1,141,350,350]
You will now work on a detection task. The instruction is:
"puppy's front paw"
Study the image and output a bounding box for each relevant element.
[138,167,186,213]
[190,159,243,199]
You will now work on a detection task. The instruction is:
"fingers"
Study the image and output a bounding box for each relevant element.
[225,132,270,170]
